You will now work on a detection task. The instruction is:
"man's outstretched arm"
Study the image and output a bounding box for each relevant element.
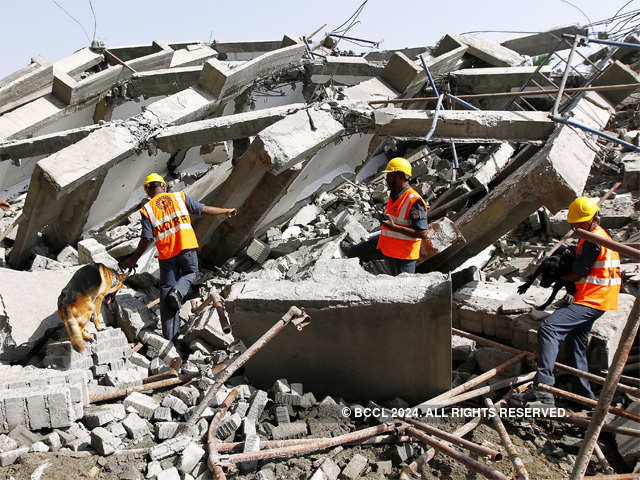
[202,206,237,217]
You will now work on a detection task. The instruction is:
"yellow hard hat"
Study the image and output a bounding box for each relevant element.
[567,196,599,224]
[143,173,166,187]
[381,157,412,177]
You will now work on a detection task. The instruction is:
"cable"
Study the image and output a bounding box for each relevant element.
[560,0,593,27]
[88,0,97,42]
[460,30,546,35]
[609,0,635,25]
[331,0,368,34]
[51,0,91,43]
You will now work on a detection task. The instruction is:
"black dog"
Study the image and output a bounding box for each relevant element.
[517,246,576,310]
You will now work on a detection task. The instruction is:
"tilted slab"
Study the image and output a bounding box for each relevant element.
[423,93,613,272]
[0,124,101,161]
[226,259,451,403]
[373,109,554,141]
[502,25,588,56]
[199,43,306,99]
[451,65,552,93]
[154,103,307,152]
[437,34,524,67]
[0,57,52,116]
[309,56,384,85]
[126,66,202,98]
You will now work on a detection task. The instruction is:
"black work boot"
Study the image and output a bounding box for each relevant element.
[166,289,182,311]
[513,383,555,406]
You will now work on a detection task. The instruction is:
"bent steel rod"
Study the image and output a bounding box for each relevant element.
[485,398,530,480]
[181,306,310,434]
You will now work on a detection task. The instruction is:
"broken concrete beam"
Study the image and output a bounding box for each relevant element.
[373,109,554,141]
[621,151,640,191]
[199,42,306,98]
[591,60,640,107]
[381,52,423,93]
[170,45,218,68]
[425,93,612,272]
[501,25,588,56]
[154,103,306,152]
[141,85,217,125]
[52,66,123,105]
[451,66,552,94]
[450,34,525,67]
[0,56,52,116]
[126,66,202,98]
[212,40,285,61]
[53,47,104,79]
[226,259,451,403]
[309,56,384,85]
[0,93,99,141]
[468,143,516,188]
[195,107,344,265]
[0,267,83,362]
[0,124,101,161]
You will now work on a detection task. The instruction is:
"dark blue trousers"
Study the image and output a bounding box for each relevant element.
[159,249,198,341]
[346,234,416,276]
[535,303,604,398]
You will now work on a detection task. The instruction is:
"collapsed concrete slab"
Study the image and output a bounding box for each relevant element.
[373,109,554,141]
[308,56,384,85]
[591,60,640,107]
[199,42,306,99]
[451,66,551,93]
[213,40,285,61]
[501,25,588,56]
[0,124,101,161]
[226,259,451,402]
[195,106,345,265]
[0,57,52,116]
[453,281,636,371]
[126,66,202,98]
[0,266,80,362]
[154,103,307,152]
[423,93,612,272]
[468,143,516,188]
[437,34,525,67]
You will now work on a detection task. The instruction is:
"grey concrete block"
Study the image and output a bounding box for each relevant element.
[123,392,160,419]
[162,394,188,416]
[156,422,180,440]
[122,412,150,441]
[157,467,181,480]
[0,446,28,466]
[342,453,368,479]
[171,386,200,407]
[153,407,173,422]
[83,404,126,428]
[91,426,121,456]
[149,435,190,461]
[0,434,18,453]
[108,422,127,439]
[271,421,307,440]
[246,390,268,423]
[320,458,340,480]
[217,413,241,439]
[178,442,205,473]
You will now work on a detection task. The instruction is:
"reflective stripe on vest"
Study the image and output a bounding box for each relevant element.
[377,187,426,260]
[140,192,199,260]
[573,225,621,311]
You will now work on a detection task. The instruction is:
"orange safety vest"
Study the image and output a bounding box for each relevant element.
[140,192,199,260]
[573,225,621,311]
[377,187,427,260]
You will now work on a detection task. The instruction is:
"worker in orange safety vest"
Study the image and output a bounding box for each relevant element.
[515,196,621,405]
[119,173,237,341]
[343,157,429,275]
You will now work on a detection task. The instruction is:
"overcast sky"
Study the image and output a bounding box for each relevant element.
[0,0,634,78]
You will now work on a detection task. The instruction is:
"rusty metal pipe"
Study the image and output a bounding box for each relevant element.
[619,374,640,386]
[104,49,137,73]
[415,352,528,411]
[208,389,239,480]
[404,417,501,460]
[182,306,310,434]
[306,23,327,41]
[218,423,400,464]
[556,415,640,437]
[440,372,536,408]
[89,372,199,403]
[452,329,640,397]
[485,398,530,480]
[623,362,640,374]
[570,294,640,480]
[217,434,413,453]
[574,228,640,260]
[538,383,640,423]
[593,443,615,475]
[405,426,510,480]
[551,475,640,480]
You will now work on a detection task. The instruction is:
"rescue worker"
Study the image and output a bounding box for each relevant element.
[344,157,428,275]
[517,197,621,405]
[119,174,237,341]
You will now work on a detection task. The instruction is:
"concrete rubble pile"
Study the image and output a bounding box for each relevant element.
[0,19,639,480]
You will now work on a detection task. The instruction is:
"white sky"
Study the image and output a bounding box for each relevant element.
[0,0,635,78]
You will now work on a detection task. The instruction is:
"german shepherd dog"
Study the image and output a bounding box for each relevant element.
[57,264,128,352]
[517,246,577,310]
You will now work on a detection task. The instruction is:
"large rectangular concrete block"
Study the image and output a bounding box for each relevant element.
[501,26,588,56]
[451,34,525,67]
[199,43,306,98]
[226,259,451,403]
[591,60,640,107]
[0,57,52,115]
